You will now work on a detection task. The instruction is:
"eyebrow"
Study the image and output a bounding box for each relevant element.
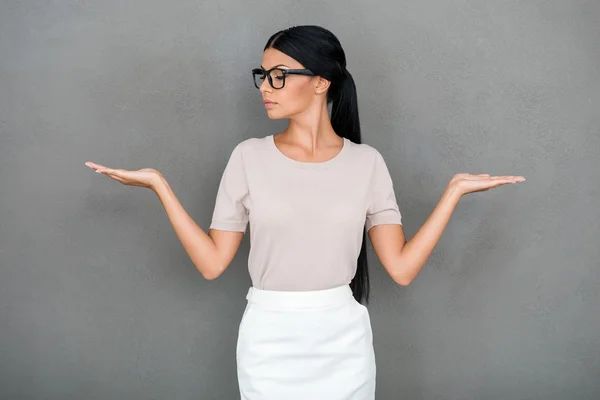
[260,64,290,69]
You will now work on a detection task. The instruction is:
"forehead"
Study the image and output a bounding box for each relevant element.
[261,48,303,69]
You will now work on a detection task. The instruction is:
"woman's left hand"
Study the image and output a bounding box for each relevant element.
[450,173,526,196]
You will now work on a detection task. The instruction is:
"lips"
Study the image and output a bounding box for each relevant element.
[263,99,277,104]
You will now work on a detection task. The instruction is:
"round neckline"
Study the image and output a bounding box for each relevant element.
[267,134,349,169]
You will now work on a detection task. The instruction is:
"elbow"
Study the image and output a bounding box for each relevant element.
[396,278,411,287]
[391,256,415,287]
[391,255,412,287]
[202,272,219,281]
[392,271,412,287]
[197,264,224,281]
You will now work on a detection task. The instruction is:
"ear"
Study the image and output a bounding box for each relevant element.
[314,76,331,95]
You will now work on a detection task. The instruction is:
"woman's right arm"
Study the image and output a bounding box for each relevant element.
[152,174,244,280]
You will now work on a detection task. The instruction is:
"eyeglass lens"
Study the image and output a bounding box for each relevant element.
[253,69,285,89]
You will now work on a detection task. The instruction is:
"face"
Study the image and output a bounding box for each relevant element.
[258,47,330,119]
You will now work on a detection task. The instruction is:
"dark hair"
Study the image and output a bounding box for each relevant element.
[264,25,371,304]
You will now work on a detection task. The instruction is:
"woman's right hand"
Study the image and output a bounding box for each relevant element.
[85,161,162,190]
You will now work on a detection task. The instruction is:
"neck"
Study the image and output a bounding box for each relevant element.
[282,100,341,152]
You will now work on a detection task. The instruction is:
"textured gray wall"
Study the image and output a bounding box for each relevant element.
[1,0,599,399]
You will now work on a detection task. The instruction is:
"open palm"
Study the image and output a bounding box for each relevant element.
[85,161,160,189]
[451,173,525,195]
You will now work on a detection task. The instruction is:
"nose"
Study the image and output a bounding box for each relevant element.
[259,76,272,93]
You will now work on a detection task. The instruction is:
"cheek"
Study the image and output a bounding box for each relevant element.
[277,83,313,113]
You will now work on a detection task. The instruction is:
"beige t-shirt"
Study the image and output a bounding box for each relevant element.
[209,134,403,291]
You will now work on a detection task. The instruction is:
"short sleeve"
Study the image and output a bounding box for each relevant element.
[209,143,250,233]
[365,150,403,231]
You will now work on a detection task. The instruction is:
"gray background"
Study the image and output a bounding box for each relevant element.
[1,0,599,399]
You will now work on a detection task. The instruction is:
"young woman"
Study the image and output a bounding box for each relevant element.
[85,25,524,400]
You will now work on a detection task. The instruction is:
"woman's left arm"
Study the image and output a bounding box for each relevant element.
[369,173,525,286]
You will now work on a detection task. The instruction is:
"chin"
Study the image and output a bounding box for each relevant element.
[266,110,287,119]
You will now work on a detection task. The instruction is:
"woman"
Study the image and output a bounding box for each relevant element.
[85,25,524,399]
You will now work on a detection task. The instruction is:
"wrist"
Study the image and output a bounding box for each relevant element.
[443,182,464,202]
[150,172,167,192]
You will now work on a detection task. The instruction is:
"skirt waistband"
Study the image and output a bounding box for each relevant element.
[246,285,354,309]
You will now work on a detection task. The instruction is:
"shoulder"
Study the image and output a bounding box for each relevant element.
[346,139,384,165]
[228,135,268,157]
[223,136,272,169]
[235,135,270,151]
[237,136,263,147]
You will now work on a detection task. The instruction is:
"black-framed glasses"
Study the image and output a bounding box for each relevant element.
[252,67,315,89]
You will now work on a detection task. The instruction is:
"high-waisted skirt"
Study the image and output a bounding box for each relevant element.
[236,284,376,399]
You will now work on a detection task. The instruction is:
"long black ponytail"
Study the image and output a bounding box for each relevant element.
[264,25,371,304]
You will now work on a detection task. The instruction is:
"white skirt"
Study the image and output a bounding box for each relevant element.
[236,284,376,399]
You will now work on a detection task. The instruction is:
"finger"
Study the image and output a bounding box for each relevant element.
[492,179,518,187]
[496,176,524,183]
[100,168,122,177]
[498,179,514,185]
[112,176,127,184]
[96,168,119,176]
[463,174,490,180]
[86,162,107,170]
[86,163,113,174]
[104,172,126,183]
[109,170,136,183]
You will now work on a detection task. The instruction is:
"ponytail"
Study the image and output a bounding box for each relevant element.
[330,69,371,305]
[265,25,371,303]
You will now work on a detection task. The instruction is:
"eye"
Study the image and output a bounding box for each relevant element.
[271,69,285,81]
